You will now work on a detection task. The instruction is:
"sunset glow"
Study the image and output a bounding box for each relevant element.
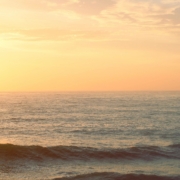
[0,0,180,91]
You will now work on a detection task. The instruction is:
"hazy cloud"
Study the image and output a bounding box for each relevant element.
[0,0,116,13]
[96,0,180,35]
[0,28,109,41]
[65,0,116,15]
[162,7,180,24]
[0,0,180,41]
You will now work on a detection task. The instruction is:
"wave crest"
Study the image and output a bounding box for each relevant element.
[53,172,180,180]
[0,144,179,161]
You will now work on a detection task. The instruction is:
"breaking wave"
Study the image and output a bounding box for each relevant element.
[53,172,180,180]
[0,143,179,161]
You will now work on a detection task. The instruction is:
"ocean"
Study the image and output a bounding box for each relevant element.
[0,92,179,180]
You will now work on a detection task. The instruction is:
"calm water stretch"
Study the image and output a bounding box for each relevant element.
[0,92,180,180]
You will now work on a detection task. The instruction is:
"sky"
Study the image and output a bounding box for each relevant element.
[0,0,180,91]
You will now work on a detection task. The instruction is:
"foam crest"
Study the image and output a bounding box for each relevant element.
[53,172,180,180]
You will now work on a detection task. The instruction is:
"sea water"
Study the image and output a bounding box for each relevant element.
[0,92,180,180]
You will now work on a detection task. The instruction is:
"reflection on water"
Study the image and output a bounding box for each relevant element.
[0,92,180,179]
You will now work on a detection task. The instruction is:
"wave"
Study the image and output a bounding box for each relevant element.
[168,143,180,148]
[0,144,179,161]
[53,172,180,180]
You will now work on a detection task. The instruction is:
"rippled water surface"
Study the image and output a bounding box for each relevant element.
[0,92,180,179]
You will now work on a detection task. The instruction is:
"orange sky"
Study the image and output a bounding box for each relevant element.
[0,0,180,91]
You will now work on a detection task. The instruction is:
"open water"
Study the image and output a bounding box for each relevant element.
[0,92,179,180]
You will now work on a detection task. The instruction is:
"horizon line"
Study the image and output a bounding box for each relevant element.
[0,90,180,93]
